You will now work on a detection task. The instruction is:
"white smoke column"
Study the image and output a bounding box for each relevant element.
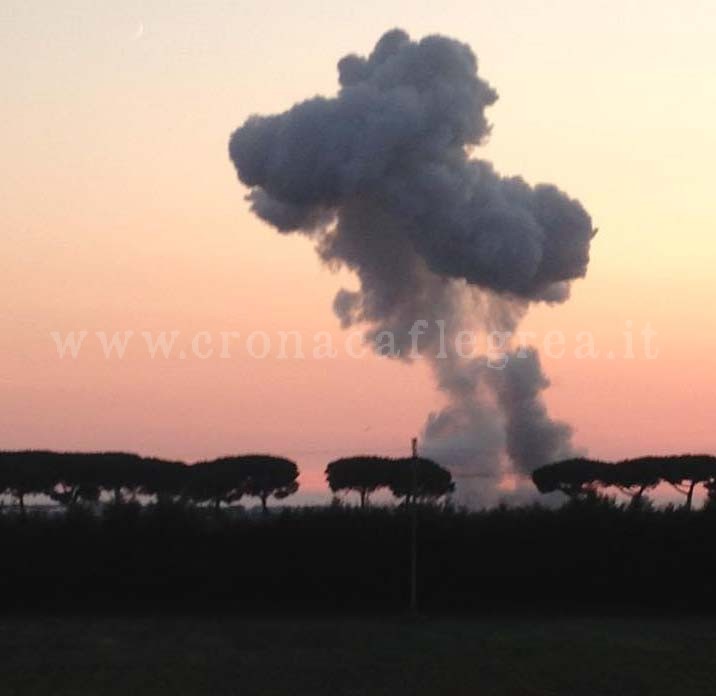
[228,29,594,505]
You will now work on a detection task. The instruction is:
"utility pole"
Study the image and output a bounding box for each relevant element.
[410,436,418,616]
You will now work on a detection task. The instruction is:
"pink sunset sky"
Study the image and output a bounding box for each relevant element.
[2,1,715,503]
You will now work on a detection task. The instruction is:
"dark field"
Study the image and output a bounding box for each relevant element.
[2,616,715,696]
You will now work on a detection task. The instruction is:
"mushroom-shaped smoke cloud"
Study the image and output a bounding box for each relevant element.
[229,29,594,505]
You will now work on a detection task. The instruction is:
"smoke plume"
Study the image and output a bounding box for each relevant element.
[229,29,594,505]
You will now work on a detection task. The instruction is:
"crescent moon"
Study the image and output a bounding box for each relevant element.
[132,21,144,41]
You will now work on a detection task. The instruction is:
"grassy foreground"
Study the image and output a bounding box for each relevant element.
[1,616,715,695]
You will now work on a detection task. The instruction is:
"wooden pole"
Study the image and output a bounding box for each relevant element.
[410,437,418,615]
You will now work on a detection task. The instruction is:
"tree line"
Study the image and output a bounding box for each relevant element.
[0,450,455,514]
[532,454,716,510]
[0,451,298,514]
[9,450,715,513]
[325,456,455,507]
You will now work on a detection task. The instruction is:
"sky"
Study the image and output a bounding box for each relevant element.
[2,0,715,502]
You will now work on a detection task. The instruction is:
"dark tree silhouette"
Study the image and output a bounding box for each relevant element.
[325,456,393,508]
[389,457,454,504]
[0,451,301,515]
[659,454,716,511]
[186,457,248,511]
[0,451,55,515]
[93,453,152,503]
[533,455,716,511]
[604,458,663,507]
[139,457,187,503]
[0,451,189,512]
[531,458,610,499]
[47,453,102,508]
[239,455,300,514]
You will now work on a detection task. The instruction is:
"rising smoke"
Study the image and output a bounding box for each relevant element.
[229,29,594,505]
